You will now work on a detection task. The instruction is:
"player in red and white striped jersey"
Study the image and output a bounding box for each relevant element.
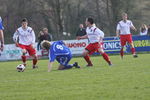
[116,13,138,58]
[77,18,112,66]
[13,18,38,68]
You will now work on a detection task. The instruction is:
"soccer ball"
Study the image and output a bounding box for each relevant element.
[16,64,25,72]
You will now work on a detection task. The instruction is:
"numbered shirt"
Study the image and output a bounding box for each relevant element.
[49,41,71,62]
[86,26,104,43]
[117,20,134,35]
[0,17,4,30]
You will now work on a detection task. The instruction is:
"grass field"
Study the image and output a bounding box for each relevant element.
[0,54,150,100]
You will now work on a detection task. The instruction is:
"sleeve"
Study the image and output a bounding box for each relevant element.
[95,29,104,38]
[116,23,121,31]
[13,30,19,42]
[31,29,36,44]
[129,21,134,27]
[49,47,56,62]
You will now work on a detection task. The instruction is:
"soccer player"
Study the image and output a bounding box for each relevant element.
[77,17,112,66]
[0,16,4,51]
[13,18,38,68]
[116,13,138,58]
[41,40,80,72]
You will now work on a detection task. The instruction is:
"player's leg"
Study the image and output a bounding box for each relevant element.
[83,43,94,66]
[57,55,80,70]
[120,35,126,59]
[57,56,73,70]
[21,49,27,66]
[127,34,138,58]
[31,54,38,68]
[18,44,27,66]
[83,50,93,66]
[98,47,112,66]
[27,45,38,68]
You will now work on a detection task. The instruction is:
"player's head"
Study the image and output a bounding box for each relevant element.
[41,40,51,50]
[85,17,94,26]
[21,18,28,28]
[122,12,128,21]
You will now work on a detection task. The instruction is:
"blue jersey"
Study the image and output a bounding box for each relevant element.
[49,41,71,62]
[0,17,4,30]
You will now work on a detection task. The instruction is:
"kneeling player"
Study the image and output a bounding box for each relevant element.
[41,40,80,72]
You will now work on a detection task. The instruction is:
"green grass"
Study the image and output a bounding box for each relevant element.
[0,54,150,100]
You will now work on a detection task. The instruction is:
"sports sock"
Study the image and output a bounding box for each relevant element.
[102,53,111,64]
[33,58,37,66]
[21,55,26,64]
[131,48,136,54]
[120,48,124,57]
[84,55,92,65]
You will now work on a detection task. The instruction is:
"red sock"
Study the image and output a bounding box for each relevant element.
[21,55,26,64]
[120,48,124,57]
[131,48,135,54]
[84,55,92,65]
[102,53,111,64]
[33,59,37,66]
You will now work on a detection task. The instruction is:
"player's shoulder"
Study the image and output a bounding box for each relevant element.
[17,27,23,31]
[118,20,123,24]
[127,20,133,23]
[27,26,33,31]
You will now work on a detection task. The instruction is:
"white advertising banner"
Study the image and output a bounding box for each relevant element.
[0,39,88,61]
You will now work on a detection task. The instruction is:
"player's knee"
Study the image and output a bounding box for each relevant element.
[82,50,89,56]
[130,43,134,48]
[98,49,104,54]
[22,49,27,54]
[82,52,87,57]
[31,54,37,59]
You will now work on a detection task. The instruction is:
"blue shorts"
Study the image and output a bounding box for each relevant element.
[56,54,72,66]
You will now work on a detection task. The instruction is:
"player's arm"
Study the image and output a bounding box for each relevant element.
[0,30,4,51]
[130,21,137,31]
[77,35,88,40]
[116,23,120,37]
[13,30,19,46]
[31,29,36,48]
[48,61,54,72]
[48,48,56,72]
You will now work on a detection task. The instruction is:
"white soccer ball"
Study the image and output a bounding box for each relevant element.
[16,64,25,72]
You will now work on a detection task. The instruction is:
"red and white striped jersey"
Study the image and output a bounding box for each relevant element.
[86,26,104,43]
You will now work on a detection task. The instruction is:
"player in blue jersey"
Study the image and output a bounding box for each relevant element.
[41,40,80,72]
[0,16,4,51]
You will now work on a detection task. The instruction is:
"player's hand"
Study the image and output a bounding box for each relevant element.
[76,36,81,40]
[15,42,19,47]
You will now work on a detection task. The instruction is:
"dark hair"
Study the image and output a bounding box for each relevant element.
[87,17,94,24]
[21,18,28,22]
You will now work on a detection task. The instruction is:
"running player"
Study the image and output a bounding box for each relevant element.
[77,17,112,66]
[13,18,38,68]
